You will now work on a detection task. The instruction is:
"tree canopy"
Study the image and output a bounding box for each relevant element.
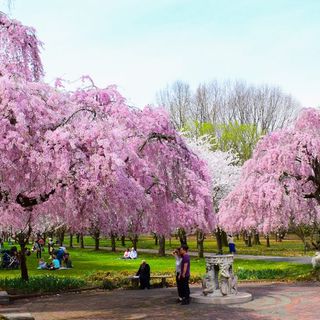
[0,13,214,279]
[218,108,320,234]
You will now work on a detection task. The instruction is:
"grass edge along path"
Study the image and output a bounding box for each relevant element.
[0,248,314,295]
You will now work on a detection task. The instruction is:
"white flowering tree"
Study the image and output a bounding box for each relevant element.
[183,135,242,254]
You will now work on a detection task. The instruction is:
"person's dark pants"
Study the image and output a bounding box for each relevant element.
[180,276,190,301]
[36,250,41,259]
[139,276,150,289]
[229,243,236,253]
[176,272,183,298]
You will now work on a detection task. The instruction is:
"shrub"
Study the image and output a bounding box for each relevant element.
[235,268,290,280]
[0,275,86,294]
[87,271,132,290]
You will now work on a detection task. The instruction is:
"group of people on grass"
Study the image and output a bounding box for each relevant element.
[122,247,138,259]
[37,240,73,270]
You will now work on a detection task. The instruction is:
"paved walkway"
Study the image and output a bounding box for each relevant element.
[80,246,313,264]
[1,282,319,319]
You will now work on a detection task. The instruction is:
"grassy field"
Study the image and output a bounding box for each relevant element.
[0,247,313,283]
[79,234,311,257]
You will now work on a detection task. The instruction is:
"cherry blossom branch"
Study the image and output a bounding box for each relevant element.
[52,108,96,130]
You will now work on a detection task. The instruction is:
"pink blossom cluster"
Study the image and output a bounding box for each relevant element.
[0,13,43,81]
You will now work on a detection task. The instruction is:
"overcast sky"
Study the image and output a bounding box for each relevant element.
[1,0,319,108]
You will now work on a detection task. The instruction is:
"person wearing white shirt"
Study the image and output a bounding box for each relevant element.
[173,248,183,302]
[227,234,236,253]
[129,247,137,259]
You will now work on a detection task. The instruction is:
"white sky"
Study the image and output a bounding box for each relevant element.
[1,0,320,108]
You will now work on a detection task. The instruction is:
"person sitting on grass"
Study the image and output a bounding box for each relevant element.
[122,248,130,259]
[37,258,48,270]
[49,254,60,270]
[63,253,73,268]
[129,247,137,259]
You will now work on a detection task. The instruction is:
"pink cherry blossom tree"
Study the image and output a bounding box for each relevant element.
[218,108,320,241]
[0,13,214,280]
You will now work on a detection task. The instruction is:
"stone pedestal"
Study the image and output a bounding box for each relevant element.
[191,254,252,304]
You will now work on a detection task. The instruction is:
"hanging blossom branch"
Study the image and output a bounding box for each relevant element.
[138,132,176,153]
[52,108,97,131]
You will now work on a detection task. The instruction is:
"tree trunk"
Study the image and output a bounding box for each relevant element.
[80,234,84,249]
[69,234,73,248]
[130,235,138,250]
[266,235,270,247]
[253,233,261,245]
[76,233,80,244]
[178,228,187,246]
[247,235,252,247]
[215,229,223,254]
[111,233,116,252]
[121,235,126,247]
[19,241,29,281]
[158,235,165,256]
[197,231,205,258]
[57,229,65,246]
[94,231,100,251]
[221,230,228,247]
[154,233,158,246]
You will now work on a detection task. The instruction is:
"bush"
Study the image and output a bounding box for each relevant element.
[0,275,86,294]
[235,268,291,280]
[87,271,132,290]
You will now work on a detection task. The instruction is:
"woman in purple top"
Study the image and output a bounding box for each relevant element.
[179,245,190,305]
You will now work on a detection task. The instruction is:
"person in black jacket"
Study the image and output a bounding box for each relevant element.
[136,260,150,289]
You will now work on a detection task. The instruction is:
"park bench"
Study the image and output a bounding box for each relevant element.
[128,275,172,288]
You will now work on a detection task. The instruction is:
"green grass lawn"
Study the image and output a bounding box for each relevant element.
[0,247,313,283]
[80,234,311,257]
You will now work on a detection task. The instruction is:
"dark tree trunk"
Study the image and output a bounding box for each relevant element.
[154,233,158,246]
[57,230,65,246]
[76,233,80,244]
[266,235,270,247]
[94,231,100,251]
[221,231,228,247]
[19,240,28,281]
[253,233,261,245]
[69,234,73,248]
[111,233,116,252]
[178,228,187,246]
[121,235,126,247]
[130,235,138,250]
[248,235,252,247]
[80,234,84,249]
[197,231,205,258]
[215,229,223,254]
[158,235,165,256]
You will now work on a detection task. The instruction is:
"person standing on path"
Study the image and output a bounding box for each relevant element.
[172,247,183,302]
[227,234,236,254]
[179,245,190,305]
